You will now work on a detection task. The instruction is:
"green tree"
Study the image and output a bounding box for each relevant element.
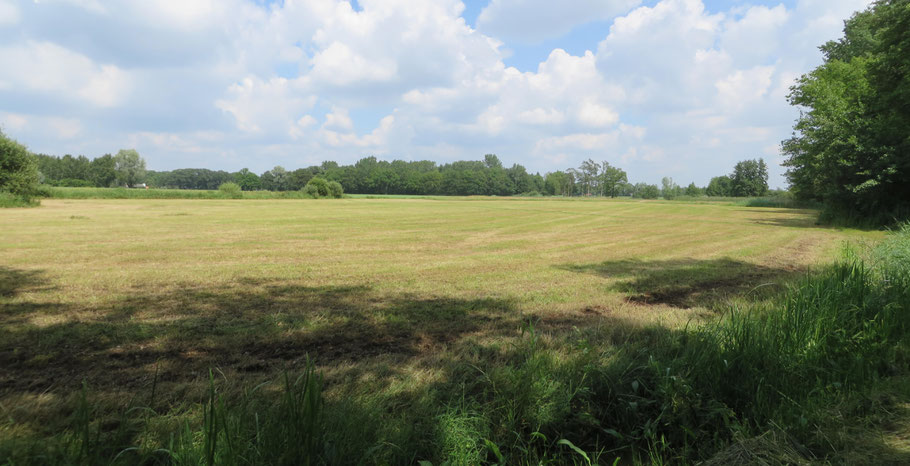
[327,180,344,198]
[730,159,769,197]
[303,177,331,197]
[706,176,732,197]
[685,182,703,196]
[270,166,289,191]
[783,0,910,220]
[634,183,660,199]
[113,149,147,187]
[661,177,679,199]
[218,182,243,198]
[544,171,573,196]
[233,168,262,191]
[600,162,628,198]
[89,154,117,187]
[483,154,503,170]
[0,131,40,199]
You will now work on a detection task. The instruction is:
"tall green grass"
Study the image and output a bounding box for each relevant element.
[668,194,818,209]
[3,226,909,464]
[0,191,39,207]
[42,186,324,200]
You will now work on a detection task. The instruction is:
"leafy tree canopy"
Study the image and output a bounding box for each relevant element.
[783,0,910,222]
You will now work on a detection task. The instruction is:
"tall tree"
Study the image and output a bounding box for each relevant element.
[0,131,39,198]
[599,162,628,198]
[113,149,146,187]
[90,154,117,187]
[661,177,678,199]
[730,158,769,197]
[579,159,599,196]
[783,0,910,220]
[706,175,732,197]
[233,168,262,191]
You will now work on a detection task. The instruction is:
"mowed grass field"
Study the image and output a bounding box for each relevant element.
[0,197,886,463]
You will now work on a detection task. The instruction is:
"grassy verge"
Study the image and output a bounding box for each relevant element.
[42,187,822,211]
[0,192,39,208]
[42,186,322,200]
[668,194,819,209]
[2,220,906,464]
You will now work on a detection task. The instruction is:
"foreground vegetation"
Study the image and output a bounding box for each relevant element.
[2,198,902,464]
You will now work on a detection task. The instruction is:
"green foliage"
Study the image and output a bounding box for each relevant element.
[218,182,243,199]
[41,186,321,199]
[56,178,95,188]
[660,177,680,199]
[634,183,660,199]
[327,180,344,198]
[730,158,769,197]
[233,168,261,191]
[90,154,117,187]
[303,177,330,198]
[0,191,39,207]
[544,170,574,196]
[0,131,40,202]
[113,149,146,187]
[436,406,489,466]
[601,162,628,198]
[152,168,234,189]
[783,0,910,223]
[260,166,290,191]
[684,182,703,196]
[705,175,732,197]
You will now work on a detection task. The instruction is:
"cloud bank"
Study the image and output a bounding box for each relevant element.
[0,0,873,186]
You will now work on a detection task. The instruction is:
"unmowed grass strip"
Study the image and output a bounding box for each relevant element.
[0,191,40,207]
[43,186,324,200]
[3,226,908,465]
[669,194,819,209]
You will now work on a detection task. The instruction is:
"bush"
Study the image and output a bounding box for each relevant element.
[57,178,95,188]
[327,181,344,198]
[218,182,243,199]
[637,184,660,199]
[0,192,38,207]
[0,131,40,204]
[302,177,342,198]
[303,183,321,198]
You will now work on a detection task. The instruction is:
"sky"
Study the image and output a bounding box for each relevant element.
[0,0,874,187]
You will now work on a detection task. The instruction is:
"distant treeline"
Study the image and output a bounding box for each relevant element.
[33,151,771,199]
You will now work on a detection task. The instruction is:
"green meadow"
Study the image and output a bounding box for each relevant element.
[2,197,908,464]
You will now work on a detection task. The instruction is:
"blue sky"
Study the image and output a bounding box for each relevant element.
[0,0,873,187]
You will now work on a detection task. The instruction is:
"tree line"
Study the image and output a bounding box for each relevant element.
[28,148,771,199]
[783,0,909,223]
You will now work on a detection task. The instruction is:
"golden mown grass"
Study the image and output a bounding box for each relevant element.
[0,197,881,445]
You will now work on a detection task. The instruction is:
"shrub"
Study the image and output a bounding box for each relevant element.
[303,183,321,198]
[218,182,243,199]
[57,178,95,188]
[637,184,660,199]
[0,192,38,207]
[0,131,40,204]
[303,177,333,198]
[327,181,344,198]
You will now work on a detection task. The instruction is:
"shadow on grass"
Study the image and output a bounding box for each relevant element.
[559,257,804,309]
[0,267,53,297]
[0,274,523,397]
[3,264,909,465]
